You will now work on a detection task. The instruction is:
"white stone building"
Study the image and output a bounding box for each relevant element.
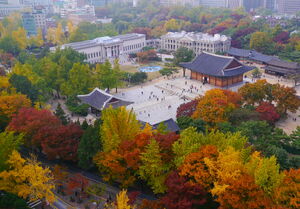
[58,33,146,64]
[160,31,231,54]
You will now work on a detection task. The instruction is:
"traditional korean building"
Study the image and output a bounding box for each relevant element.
[77,88,133,115]
[180,52,254,87]
[265,59,300,77]
[227,47,277,64]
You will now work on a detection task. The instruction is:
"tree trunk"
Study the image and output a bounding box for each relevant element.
[183,68,186,77]
[115,87,118,93]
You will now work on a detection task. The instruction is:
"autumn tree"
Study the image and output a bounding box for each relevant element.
[41,123,83,161]
[94,130,152,187]
[274,168,300,208]
[0,93,31,118]
[176,99,198,118]
[7,108,61,147]
[11,28,27,50]
[192,89,240,124]
[250,32,273,53]
[66,173,89,201]
[272,84,300,114]
[100,106,141,153]
[0,151,55,203]
[0,131,23,171]
[238,79,273,105]
[255,102,280,124]
[138,139,168,194]
[161,171,208,209]
[105,189,135,209]
[214,172,273,209]
[179,145,219,190]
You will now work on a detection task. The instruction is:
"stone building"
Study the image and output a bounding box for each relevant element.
[57,33,146,64]
[180,52,254,87]
[160,31,231,55]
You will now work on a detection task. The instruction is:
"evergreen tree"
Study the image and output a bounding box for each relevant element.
[78,120,102,170]
[54,103,68,125]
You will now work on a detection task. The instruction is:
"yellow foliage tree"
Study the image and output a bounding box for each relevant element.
[11,63,40,84]
[105,189,135,209]
[12,27,27,50]
[0,92,31,117]
[0,150,55,203]
[0,76,10,91]
[246,152,284,195]
[100,106,141,153]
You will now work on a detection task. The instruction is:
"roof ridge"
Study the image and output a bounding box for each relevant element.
[202,51,233,59]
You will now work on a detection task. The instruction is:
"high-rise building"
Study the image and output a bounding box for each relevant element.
[90,0,107,7]
[199,0,226,8]
[277,0,300,14]
[226,0,242,9]
[22,10,46,36]
[159,0,199,7]
[22,12,37,36]
[263,0,276,10]
[0,0,8,4]
[243,0,263,11]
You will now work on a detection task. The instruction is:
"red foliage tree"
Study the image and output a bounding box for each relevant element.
[137,50,159,63]
[66,173,89,199]
[154,132,179,163]
[128,191,141,205]
[209,26,227,35]
[161,171,207,209]
[7,107,61,147]
[176,100,199,118]
[41,123,83,161]
[132,27,152,39]
[273,31,290,44]
[255,102,280,124]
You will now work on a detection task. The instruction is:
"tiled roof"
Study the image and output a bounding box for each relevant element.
[140,118,180,133]
[267,59,300,69]
[180,52,254,77]
[227,47,277,63]
[77,88,133,110]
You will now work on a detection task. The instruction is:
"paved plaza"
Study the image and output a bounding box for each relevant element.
[115,76,247,124]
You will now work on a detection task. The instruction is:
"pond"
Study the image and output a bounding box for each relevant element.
[139,66,162,73]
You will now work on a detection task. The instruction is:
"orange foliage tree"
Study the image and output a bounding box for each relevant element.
[0,93,31,118]
[215,173,273,209]
[179,145,219,190]
[192,89,240,124]
[94,132,151,187]
[274,169,300,208]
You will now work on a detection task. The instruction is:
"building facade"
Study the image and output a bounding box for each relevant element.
[264,0,276,10]
[199,0,226,8]
[161,31,231,54]
[22,10,46,36]
[180,52,254,87]
[277,0,300,14]
[58,33,146,64]
[243,0,263,11]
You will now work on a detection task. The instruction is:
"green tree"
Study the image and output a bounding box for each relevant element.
[0,131,23,171]
[138,139,168,194]
[0,36,21,55]
[173,47,195,76]
[78,120,102,170]
[54,103,68,125]
[9,74,39,102]
[249,32,273,54]
[61,63,94,96]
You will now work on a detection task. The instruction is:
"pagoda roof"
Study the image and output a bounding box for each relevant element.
[140,118,180,133]
[77,88,133,111]
[180,52,254,77]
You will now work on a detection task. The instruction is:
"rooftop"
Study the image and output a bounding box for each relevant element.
[227,47,278,63]
[161,31,230,42]
[77,88,133,111]
[180,52,254,77]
